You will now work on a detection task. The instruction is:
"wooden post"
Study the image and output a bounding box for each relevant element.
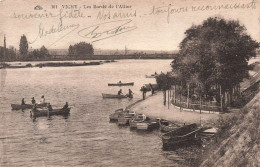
[168,90,170,109]
[174,85,176,103]
[220,85,223,112]
[199,93,202,114]
[180,84,182,111]
[187,84,190,108]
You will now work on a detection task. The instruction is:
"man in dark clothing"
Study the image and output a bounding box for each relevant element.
[118,89,123,95]
[31,97,36,104]
[63,102,69,109]
[128,89,133,98]
[21,98,25,105]
[48,103,53,111]
[142,86,147,100]
[149,83,154,95]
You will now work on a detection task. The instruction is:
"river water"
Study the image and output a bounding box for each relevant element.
[0,59,191,167]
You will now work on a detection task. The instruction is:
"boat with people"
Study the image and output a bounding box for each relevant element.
[108,82,134,86]
[145,73,159,78]
[129,114,147,128]
[159,119,181,133]
[136,118,160,131]
[102,93,133,99]
[11,103,47,110]
[30,107,70,117]
[161,123,203,149]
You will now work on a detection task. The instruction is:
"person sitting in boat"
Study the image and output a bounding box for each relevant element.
[21,98,25,105]
[31,97,36,104]
[32,103,37,112]
[128,89,133,97]
[47,103,53,112]
[63,102,69,109]
[118,89,123,95]
[40,95,45,104]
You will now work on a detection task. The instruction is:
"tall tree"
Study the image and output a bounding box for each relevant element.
[19,34,28,56]
[173,17,259,107]
[68,42,94,57]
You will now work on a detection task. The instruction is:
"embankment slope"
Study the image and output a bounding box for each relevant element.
[201,92,260,166]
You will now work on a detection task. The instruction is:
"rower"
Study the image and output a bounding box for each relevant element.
[118,81,122,83]
[40,95,45,104]
[128,89,133,97]
[118,89,123,95]
[31,97,36,104]
[63,102,69,109]
[21,98,25,105]
[48,103,53,111]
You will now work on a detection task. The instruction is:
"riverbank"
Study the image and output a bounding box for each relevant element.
[128,91,220,126]
[200,91,260,166]
[0,60,116,69]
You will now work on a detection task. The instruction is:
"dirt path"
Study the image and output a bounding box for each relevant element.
[129,91,220,126]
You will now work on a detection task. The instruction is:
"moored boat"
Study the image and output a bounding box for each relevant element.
[109,108,126,122]
[129,114,147,128]
[30,108,70,117]
[117,111,136,126]
[11,103,47,110]
[161,123,202,149]
[102,93,128,99]
[159,119,180,133]
[140,84,159,91]
[108,82,134,86]
[136,118,160,131]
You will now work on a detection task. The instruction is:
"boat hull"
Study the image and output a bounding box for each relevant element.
[136,121,159,131]
[108,82,134,86]
[159,120,180,133]
[102,93,127,99]
[161,124,201,149]
[11,103,47,110]
[31,108,70,117]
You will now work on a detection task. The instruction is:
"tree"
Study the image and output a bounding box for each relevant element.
[173,17,259,109]
[19,35,28,56]
[39,45,49,59]
[68,42,94,57]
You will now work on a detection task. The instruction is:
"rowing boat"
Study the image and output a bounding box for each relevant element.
[140,84,159,91]
[129,114,147,128]
[159,119,180,133]
[30,108,70,117]
[108,82,134,86]
[161,123,202,149]
[109,108,126,121]
[136,118,160,131]
[117,111,136,125]
[102,93,133,99]
[11,103,47,110]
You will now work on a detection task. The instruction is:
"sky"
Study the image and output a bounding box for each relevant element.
[0,0,259,51]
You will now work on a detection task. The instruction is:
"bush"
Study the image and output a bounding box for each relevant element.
[26,63,32,67]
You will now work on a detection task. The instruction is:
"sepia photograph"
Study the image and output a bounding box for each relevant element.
[0,0,259,166]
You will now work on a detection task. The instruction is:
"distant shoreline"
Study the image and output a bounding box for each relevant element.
[0,60,116,69]
[0,54,177,63]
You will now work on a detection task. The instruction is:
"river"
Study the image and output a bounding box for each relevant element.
[0,59,191,167]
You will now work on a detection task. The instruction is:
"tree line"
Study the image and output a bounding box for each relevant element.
[0,35,94,62]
